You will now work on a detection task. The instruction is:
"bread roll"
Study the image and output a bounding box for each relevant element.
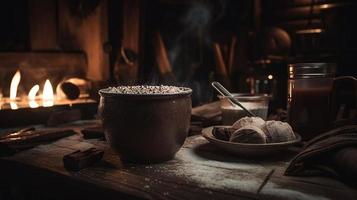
[212,127,234,141]
[262,121,295,143]
[229,125,267,144]
[232,117,266,130]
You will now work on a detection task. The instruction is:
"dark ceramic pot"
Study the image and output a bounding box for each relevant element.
[98,87,192,163]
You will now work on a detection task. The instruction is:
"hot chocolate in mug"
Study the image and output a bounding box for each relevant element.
[287,63,357,141]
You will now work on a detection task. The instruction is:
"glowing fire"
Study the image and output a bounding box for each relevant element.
[2,71,87,110]
[9,70,21,109]
[10,102,18,110]
[10,70,21,100]
[28,85,39,100]
[28,85,40,108]
[42,79,54,107]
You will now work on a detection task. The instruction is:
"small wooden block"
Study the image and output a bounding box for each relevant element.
[81,127,105,140]
[63,148,104,171]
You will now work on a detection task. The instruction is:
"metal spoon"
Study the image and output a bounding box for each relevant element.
[211,82,255,117]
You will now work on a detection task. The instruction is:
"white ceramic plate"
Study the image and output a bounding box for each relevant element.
[202,126,301,156]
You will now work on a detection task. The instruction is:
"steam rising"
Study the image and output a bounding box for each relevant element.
[182,2,212,33]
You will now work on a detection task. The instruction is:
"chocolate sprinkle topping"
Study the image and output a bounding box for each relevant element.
[104,85,189,95]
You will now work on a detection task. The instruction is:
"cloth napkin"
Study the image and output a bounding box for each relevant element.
[285,125,357,187]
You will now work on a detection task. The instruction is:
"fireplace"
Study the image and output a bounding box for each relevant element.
[0,0,109,127]
[0,52,97,127]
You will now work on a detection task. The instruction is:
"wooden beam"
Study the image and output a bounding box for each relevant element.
[120,0,141,84]
[28,0,58,50]
[58,0,109,81]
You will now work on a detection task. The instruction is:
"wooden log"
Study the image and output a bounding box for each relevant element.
[0,129,76,147]
[60,82,80,100]
[0,127,36,139]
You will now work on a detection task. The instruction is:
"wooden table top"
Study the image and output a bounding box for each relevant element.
[1,122,356,200]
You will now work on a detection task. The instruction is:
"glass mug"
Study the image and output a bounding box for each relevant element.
[287,63,356,141]
[218,94,270,125]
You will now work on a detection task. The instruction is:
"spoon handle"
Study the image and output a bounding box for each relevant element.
[211,82,255,117]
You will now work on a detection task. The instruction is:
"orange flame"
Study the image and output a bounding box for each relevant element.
[10,102,18,110]
[28,85,40,108]
[10,70,21,100]
[28,85,39,100]
[42,79,54,107]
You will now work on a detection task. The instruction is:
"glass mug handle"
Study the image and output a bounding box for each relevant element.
[331,76,357,126]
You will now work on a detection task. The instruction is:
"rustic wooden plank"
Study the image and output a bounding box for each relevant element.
[1,128,356,200]
[0,139,151,199]
[0,134,263,199]
[119,0,141,84]
[122,149,269,199]
[1,136,255,199]
[28,0,58,50]
[0,159,149,200]
[77,160,254,200]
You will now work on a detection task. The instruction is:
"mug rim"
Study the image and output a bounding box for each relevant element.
[289,62,336,66]
[99,86,192,98]
[218,93,271,101]
[288,63,336,79]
